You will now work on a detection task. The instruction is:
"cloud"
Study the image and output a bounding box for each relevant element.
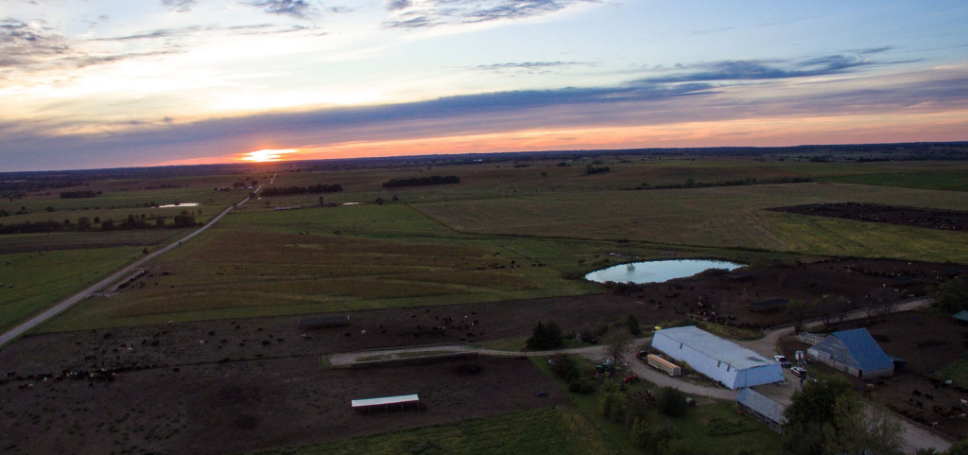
[632,53,896,84]
[0,18,71,68]
[470,61,594,74]
[161,0,199,13]
[247,0,316,18]
[385,0,411,11]
[383,0,587,29]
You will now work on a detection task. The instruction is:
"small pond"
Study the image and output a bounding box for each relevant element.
[584,259,745,285]
[158,202,200,208]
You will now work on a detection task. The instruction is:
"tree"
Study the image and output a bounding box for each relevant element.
[526,321,564,350]
[46,206,55,212]
[787,299,814,334]
[823,396,903,455]
[604,329,634,365]
[156,218,165,227]
[78,217,91,229]
[93,216,101,224]
[784,376,854,455]
[626,315,642,336]
[814,294,850,330]
[656,386,689,417]
[933,277,968,314]
[864,286,898,320]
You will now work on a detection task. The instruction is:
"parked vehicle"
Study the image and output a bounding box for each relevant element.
[790,366,807,378]
[774,355,792,368]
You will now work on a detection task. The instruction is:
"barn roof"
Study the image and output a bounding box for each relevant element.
[953,310,968,323]
[812,328,893,372]
[654,326,776,370]
[351,394,419,408]
[737,388,786,424]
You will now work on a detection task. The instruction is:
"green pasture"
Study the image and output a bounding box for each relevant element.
[0,247,143,334]
[246,407,610,455]
[818,172,968,191]
[415,182,968,262]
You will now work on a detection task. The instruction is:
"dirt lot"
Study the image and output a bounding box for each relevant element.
[0,356,564,455]
[1,259,953,378]
[637,258,955,328]
[771,203,968,231]
[779,313,968,440]
[0,293,666,378]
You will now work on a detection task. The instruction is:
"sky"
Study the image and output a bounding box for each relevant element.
[1,0,967,171]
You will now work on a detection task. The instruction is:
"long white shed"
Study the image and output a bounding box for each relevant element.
[652,326,784,389]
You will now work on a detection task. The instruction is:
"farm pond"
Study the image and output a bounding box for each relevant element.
[585,259,745,284]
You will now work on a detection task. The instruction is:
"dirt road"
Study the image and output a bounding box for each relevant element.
[0,189,261,347]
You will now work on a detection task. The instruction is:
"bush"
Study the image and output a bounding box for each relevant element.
[631,419,678,453]
[657,387,689,417]
[626,315,642,336]
[549,354,580,382]
[599,383,628,423]
[526,321,564,350]
[568,379,597,394]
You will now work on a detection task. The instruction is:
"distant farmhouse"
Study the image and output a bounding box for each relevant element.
[736,388,787,433]
[651,326,784,389]
[807,328,894,379]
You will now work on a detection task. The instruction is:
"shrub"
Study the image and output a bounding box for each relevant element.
[568,379,597,394]
[550,354,580,382]
[599,383,628,423]
[657,387,689,417]
[626,315,642,336]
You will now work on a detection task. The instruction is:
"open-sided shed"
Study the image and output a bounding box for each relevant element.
[351,394,421,413]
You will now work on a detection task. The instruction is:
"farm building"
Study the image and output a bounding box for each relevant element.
[651,326,784,389]
[351,394,420,413]
[953,310,968,324]
[807,328,894,379]
[736,388,786,433]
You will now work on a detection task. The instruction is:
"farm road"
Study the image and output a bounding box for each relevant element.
[0,187,263,347]
[328,297,948,453]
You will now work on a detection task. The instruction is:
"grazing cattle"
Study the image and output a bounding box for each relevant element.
[913,389,922,396]
[925,394,934,401]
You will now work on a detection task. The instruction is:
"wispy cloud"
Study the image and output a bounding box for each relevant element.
[0,18,71,69]
[469,61,596,75]
[247,0,317,18]
[383,0,590,29]
[632,52,910,84]
[161,0,199,13]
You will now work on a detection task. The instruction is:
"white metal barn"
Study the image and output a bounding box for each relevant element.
[652,326,784,389]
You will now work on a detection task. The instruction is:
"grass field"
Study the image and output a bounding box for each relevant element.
[42,205,610,331]
[415,182,968,262]
[940,355,968,389]
[0,229,186,254]
[819,172,968,191]
[246,407,611,455]
[0,247,144,333]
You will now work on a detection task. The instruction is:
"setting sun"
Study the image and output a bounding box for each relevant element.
[241,149,298,163]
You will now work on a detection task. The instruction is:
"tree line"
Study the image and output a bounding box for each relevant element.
[0,212,199,235]
[60,190,101,199]
[260,183,343,197]
[382,175,460,188]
